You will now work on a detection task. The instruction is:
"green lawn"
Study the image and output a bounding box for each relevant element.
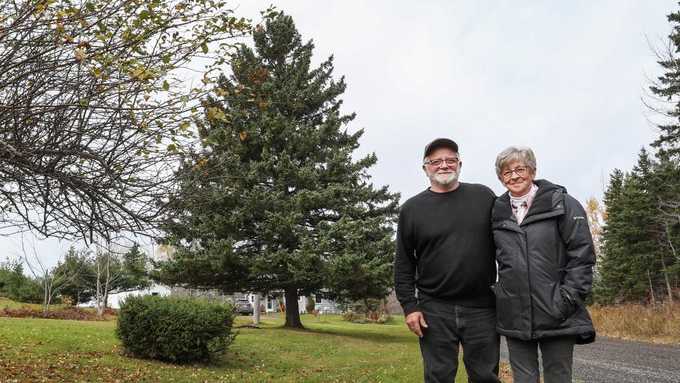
[0,313,472,382]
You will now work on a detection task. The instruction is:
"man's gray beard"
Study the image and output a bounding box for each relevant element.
[430,171,459,186]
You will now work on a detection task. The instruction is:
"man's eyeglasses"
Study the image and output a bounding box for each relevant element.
[424,157,459,167]
[502,166,528,180]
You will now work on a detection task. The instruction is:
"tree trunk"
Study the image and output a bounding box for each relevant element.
[43,276,50,315]
[253,294,261,326]
[284,287,303,328]
[96,259,104,317]
[648,270,657,305]
[660,256,674,305]
[104,253,111,310]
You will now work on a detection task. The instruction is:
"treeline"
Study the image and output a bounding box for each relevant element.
[0,244,151,312]
[594,8,680,305]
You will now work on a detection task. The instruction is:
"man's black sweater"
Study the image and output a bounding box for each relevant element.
[394,183,497,315]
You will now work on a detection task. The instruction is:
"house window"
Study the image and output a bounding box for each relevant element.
[315,295,322,303]
[151,292,159,296]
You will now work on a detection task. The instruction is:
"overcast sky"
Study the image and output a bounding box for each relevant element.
[234,0,677,201]
[6,1,677,269]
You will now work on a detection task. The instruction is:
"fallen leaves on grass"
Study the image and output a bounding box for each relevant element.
[0,350,159,383]
[0,307,116,321]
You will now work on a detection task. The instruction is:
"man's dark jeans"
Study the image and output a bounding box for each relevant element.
[418,297,500,383]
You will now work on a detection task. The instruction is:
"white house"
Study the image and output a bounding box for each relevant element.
[245,293,341,314]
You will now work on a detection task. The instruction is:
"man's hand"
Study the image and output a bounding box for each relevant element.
[405,311,428,337]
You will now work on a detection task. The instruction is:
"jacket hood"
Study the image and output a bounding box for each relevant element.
[493,179,567,223]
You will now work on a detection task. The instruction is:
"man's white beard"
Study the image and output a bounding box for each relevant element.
[430,170,459,186]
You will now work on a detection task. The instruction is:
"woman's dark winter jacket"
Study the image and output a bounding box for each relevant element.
[491,179,596,344]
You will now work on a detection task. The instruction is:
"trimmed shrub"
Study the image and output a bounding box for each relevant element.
[116,295,235,363]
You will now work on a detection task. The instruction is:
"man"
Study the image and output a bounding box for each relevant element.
[394,138,500,383]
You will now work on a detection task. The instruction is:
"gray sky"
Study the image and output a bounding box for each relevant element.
[234,0,674,202]
[5,1,676,269]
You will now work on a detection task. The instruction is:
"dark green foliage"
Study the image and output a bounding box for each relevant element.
[596,150,680,304]
[54,247,94,305]
[159,12,399,328]
[116,295,235,363]
[650,9,680,159]
[114,244,153,293]
[0,260,42,303]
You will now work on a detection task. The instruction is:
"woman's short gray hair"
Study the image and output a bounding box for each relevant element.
[494,146,537,180]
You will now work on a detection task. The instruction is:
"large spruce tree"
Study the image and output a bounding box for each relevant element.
[160,13,399,328]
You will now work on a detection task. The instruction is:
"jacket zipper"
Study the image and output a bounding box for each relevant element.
[522,229,536,339]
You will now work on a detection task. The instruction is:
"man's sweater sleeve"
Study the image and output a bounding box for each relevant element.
[394,206,418,315]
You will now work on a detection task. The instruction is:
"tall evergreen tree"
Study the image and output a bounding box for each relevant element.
[650,9,680,159]
[648,6,680,301]
[597,164,657,303]
[160,12,399,328]
[597,150,680,304]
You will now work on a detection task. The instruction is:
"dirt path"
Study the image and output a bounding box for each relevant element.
[500,336,680,382]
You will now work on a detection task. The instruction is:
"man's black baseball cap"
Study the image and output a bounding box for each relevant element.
[423,138,459,158]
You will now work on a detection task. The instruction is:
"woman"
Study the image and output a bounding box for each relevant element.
[491,146,596,383]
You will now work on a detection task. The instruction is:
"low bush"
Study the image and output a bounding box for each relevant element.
[341,298,394,324]
[342,309,393,324]
[116,295,235,363]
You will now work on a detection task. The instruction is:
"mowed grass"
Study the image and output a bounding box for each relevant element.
[0,313,474,382]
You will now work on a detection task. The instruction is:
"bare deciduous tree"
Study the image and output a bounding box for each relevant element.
[0,0,249,242]
[20,238,84,314]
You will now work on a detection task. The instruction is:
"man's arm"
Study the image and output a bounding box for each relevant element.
[394,207,418,315]
[394,206,429,337]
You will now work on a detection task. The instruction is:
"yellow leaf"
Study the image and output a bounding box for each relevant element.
[206,107,227,122]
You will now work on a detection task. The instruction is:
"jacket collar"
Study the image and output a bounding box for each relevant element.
[493,179,566,224]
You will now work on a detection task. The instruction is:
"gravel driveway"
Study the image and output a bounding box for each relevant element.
[500,336,680,383]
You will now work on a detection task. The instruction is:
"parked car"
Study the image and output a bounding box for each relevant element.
[234,299,253,315]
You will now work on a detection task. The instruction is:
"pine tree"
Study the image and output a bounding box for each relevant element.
[597,150,680,304]
[648,6,680,302]
[160,12,399,328]
[650,10,680,159]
